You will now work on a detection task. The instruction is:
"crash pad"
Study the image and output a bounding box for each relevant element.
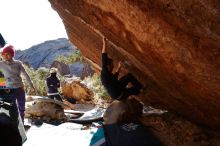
[66,104,105,124]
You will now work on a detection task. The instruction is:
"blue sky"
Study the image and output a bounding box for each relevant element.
[0,0,67,50]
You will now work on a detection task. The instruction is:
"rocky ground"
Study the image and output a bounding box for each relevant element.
[141,110,220,146]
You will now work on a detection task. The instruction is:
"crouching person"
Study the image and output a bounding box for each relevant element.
[102,98,163,146]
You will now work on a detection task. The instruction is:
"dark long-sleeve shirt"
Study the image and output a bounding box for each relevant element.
[46,75,60,95]
[101,53,121,98]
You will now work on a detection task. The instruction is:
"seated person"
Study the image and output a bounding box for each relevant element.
[101,37,143,100]
[103,98,143,125]
[46,68,62,101]
[102,98,163,146]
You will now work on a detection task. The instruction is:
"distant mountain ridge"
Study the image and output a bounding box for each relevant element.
[15,38,77,69]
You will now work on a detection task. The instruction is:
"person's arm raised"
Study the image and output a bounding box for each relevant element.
[102,37,107,53]
[101,37,109,72]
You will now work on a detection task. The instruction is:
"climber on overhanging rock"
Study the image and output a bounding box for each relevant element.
[101,37,143,100]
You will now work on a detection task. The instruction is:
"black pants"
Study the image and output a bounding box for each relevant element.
[103,122,163,146]
[48,94,63,101]
[117,73,143,100]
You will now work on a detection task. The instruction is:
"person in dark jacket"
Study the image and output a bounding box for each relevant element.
[101,37,143,100]
[90,98,163,146]
[46,68,62,101]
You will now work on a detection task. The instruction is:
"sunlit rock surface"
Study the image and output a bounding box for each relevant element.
[61,77,93,102]
[25,101,66,121]
[49,0,220,131]
[69,61,95,79]
[51,60,70,76]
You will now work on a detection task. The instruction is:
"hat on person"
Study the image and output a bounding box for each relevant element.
[1,45,15,57]
[50,67,58,73]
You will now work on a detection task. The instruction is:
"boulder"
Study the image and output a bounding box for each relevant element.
[50,60,70,76]
[61,77,93,102]
[49,0,220,131]
[69,61,95,79]
[25,101,66,121]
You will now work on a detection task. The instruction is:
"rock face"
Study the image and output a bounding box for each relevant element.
[69,61,95,79]
[49,0,220,130]
[50,60,94,78]
[15,38,94,78]
[15,38,77,69]
[51,60,70,76]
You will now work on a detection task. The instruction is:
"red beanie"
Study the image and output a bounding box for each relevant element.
[1,45,15,57]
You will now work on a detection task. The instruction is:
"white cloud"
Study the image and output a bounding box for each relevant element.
[0,0,67,50]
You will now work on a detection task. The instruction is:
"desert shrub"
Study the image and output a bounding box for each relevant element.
[23,66,49,96]
[82,73,110,100]
[55,50,83,64]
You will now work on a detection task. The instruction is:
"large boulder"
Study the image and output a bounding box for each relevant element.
[49,0,220,131]
[25,101,66,121]
[69,61,95,79]
[50,60,70,76]
[61,77,93,102]
[50,60,95,78]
